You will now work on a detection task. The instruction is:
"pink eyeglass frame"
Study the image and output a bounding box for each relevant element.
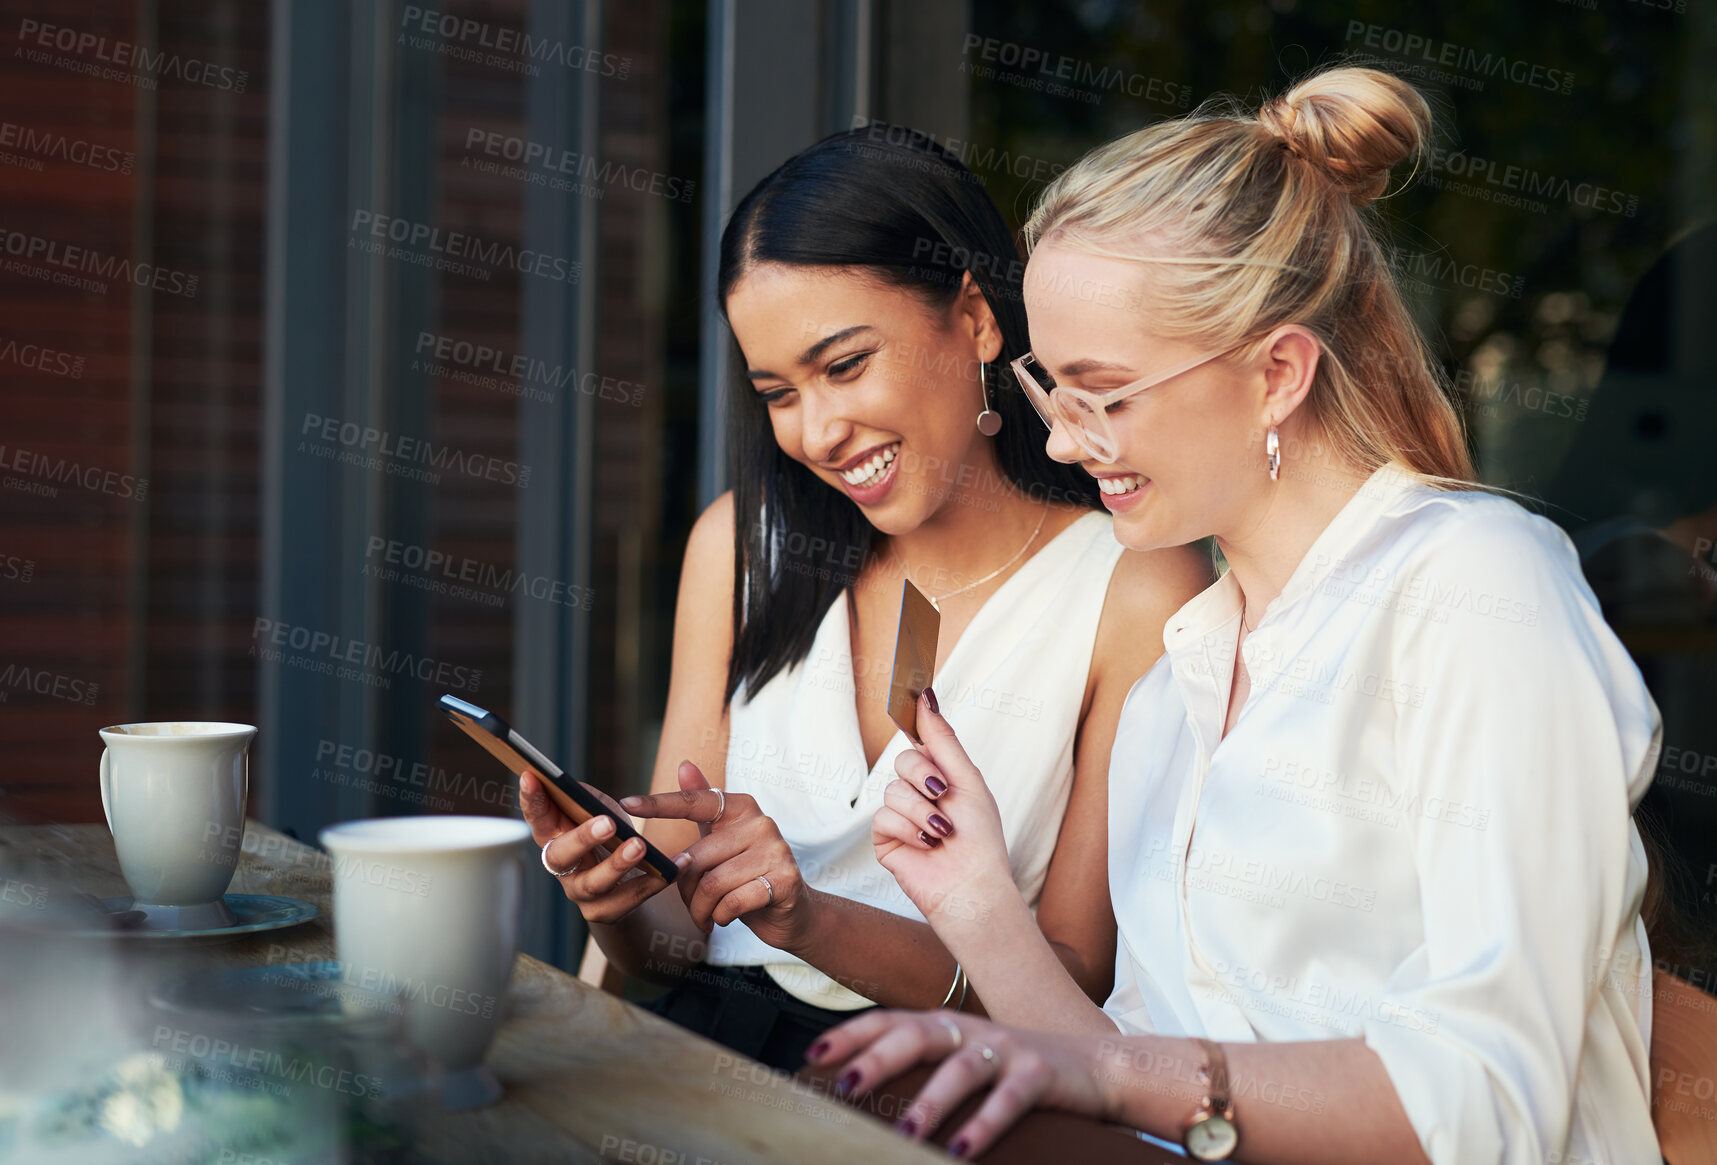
[1010,346,1236,461]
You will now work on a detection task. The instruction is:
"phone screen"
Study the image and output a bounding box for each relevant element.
[438,695,679,884]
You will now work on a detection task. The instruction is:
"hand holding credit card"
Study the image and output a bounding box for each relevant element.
[887,579,941,743]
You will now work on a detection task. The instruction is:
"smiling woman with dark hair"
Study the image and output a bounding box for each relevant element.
[512,125,1211,1070]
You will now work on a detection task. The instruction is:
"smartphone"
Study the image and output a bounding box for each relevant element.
[437,694,679,884]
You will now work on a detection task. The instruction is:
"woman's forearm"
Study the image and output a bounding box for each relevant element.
[938,889,1119,1035]
[786,889,1109,1019]
[594,884,958,1006]
[589,890,707,983]
[595,882,1114,1030]
[1095,1035,1429,1165]
[784,888,969,1009]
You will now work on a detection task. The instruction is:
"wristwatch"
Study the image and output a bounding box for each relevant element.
[1181,1037,1239,1161]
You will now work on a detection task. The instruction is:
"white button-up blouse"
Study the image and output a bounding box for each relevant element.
[1105,464,1661,1165]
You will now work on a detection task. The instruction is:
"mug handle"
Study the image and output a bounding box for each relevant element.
[99,747,114,831]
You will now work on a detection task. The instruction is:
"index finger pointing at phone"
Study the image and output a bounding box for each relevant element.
[619,788,730,825]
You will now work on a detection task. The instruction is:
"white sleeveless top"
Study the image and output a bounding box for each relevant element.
[710,509,1126,1009]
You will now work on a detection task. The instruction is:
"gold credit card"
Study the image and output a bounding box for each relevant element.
[887,580,941,743]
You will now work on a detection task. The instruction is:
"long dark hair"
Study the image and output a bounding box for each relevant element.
[717,125,1101,706]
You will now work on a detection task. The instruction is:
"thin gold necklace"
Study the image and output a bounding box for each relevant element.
[926,504,1050,611]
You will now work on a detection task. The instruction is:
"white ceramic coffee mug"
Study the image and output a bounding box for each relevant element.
[98,721,257,930]
[318,815,531,1110]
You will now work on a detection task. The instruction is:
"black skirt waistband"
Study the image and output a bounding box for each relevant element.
[641,963,874,1073]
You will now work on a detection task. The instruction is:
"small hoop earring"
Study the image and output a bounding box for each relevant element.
[1266,426,1281,482]
[975,360,1003,437]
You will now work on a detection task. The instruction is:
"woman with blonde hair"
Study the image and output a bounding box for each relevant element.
[809,67,1662,1165]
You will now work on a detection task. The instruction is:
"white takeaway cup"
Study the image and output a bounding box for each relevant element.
[318,815,531,1110]
[98,721,257,930]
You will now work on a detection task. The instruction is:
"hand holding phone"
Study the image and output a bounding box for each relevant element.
[439,695,680,887]
[518,770,686,925]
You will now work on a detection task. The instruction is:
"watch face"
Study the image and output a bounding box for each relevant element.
[1186,1115,1239,1161]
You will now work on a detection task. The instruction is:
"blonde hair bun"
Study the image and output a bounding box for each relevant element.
[1257,67,1430,208]
[1022,64,1473,484]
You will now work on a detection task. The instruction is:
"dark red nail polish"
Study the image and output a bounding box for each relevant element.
[949,1136,971,1158]
[835,1069,860,1097]
[896,1116,919,1136]
[928,813,953,837]
[805,1039,830,1063]
[924,774,947,797]
[924,686,939,715]
[918,830,942,847]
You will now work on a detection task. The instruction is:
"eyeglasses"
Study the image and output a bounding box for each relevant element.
[1010,346,1234,463]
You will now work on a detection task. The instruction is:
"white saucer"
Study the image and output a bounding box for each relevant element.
[71,893,318,940]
